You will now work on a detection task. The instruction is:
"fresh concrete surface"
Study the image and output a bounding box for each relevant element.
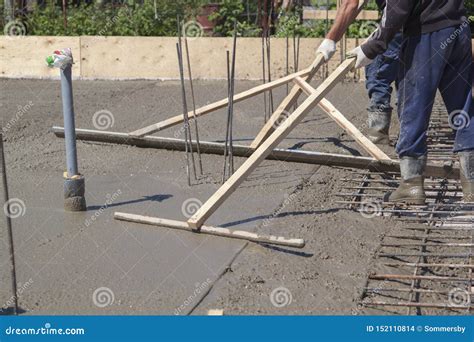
[0,77,401,315]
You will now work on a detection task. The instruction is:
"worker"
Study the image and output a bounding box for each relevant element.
[318,0,474,204]
[317,0,402,145]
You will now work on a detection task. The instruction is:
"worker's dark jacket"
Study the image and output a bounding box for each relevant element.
[362,0,468,59]
[375,0,385,10]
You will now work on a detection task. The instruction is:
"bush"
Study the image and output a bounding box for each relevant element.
[2,0,472,38]
[3,0,202,36]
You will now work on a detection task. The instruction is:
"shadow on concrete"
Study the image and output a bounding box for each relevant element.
[289,138,362,157]
[87,194,173,211]
[259,244,314,257]
[220,208,340,228]
[0,307,27,315]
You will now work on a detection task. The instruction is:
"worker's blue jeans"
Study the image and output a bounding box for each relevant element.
[365,33,403,112]
[397,24,474,157]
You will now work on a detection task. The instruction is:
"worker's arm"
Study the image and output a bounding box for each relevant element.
[327,0,361,42]
[351,0,415,68]
[316,0,361,61]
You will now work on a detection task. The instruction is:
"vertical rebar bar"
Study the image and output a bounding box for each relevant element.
[183,34,203,175]
[292,33,298,110]
[177,17,197,183]
[0,132,18,315]
[176,43,194,185]
[261,33,268,123]
[222,51,231,183]
[228,25,237,174]
[222,25,238,182]
[265,30,274,114]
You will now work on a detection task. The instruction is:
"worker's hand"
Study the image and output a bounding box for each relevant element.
[317,39,337,62]
[347,46,373,69]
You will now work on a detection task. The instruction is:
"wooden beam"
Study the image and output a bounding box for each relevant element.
[187,58,357,229]
[52,126,460,179]
[128,67,312,137]
[250,0,370,149]
[250,55,325,149]
[293,77,391,161]
[114,213,305,248]
[303,8,379,21]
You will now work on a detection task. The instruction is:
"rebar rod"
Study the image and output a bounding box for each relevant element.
[183,34,203,175]
[0,132,18,315]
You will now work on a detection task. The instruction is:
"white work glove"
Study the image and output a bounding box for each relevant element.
[347,46,374,69]
[317,38,337,62]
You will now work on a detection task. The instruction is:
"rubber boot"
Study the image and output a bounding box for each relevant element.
[367,109,392,145]
[385,156,427,205]
[459,151,474,202]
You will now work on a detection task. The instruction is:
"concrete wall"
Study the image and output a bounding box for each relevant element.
[0,36,364,80]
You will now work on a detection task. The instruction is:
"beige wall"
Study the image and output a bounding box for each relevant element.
[0,36,364,80]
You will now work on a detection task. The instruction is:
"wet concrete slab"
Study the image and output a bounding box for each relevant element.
[1,158,314,314]
[0,78,383,315]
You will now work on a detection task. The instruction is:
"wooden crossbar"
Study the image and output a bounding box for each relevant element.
[187,58,356,229]
[52,126,459,179]
[250,55,325,149]
[292,77,391,161]
[128,67,313,137]
[114,213,305,248]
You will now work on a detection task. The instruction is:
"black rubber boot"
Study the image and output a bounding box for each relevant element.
[459,151,474,202]
[367,109,392,145]
[385,156,427,205]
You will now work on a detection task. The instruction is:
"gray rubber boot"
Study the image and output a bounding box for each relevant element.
[385,156,427,205]
[367,109,392,145]
[459,151,474,202]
